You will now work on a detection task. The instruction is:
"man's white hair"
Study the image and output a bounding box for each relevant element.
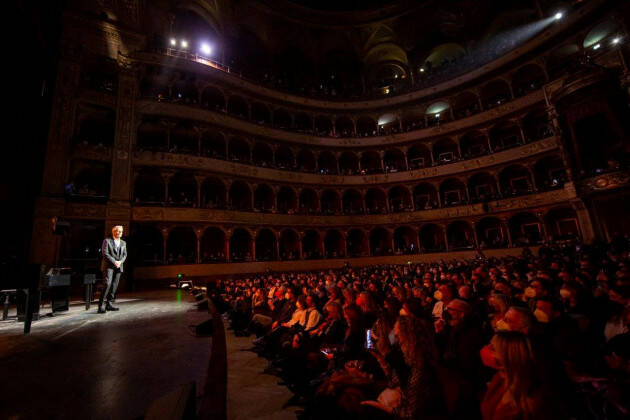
[112,225,124,232]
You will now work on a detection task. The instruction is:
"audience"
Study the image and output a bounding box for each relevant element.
[211,235,630,419]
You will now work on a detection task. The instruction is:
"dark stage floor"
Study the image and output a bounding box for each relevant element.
[0,289,213,420]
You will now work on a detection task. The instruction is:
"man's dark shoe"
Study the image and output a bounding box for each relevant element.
[105,304,119,311]
[97,307,107,314]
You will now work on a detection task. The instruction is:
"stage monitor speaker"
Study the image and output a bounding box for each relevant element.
[17,289,41,321]
[189,317,213,336]
[145,381,196,420]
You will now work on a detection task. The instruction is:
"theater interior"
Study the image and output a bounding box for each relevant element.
[2,0,630,419]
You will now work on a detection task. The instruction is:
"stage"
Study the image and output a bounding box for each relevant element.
[0,289,215,420]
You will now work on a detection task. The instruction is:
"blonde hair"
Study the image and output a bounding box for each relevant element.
[491,331,538,419]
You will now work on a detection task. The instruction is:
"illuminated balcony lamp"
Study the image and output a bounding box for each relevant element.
[170,38,177,47]
[181,40,188,49]
[419,68,425,73]
[593,43,601,50]
[200,43,212,55]
[612,37,621,45]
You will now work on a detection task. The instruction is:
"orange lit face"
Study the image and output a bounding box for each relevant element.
[112,226,123,239]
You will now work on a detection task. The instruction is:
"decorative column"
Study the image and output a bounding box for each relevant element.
[442,225,449,251]
[298,231,304,260]
[527,166,538,191]
[195,228,202,264]
[571,200,596,244]
[471,222,480,249]
[195,175,205,208]
[162,227,169,264]
[225,231,231,263]
[275,233,280,261]
[501,218,513,247]
[161,172,174,203]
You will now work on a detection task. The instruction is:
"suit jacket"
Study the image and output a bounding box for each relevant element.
[101,237,127,272]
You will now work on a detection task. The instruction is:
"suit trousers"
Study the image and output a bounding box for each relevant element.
[99,268,121,308]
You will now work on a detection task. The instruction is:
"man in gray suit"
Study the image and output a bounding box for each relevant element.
[98,225,127,313]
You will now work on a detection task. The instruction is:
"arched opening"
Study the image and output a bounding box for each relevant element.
[75,105,115,147]
[434,138,459,164]
[343,189,363,214]
[460,131,489,158]
[133,224,163,265]
[166,227,196,264]
[227,95,248,118]
[360,151,382,174]
[275,145,294,169]
[357,116,377,137]
[413,183,438,210]
[426,101,451,126]
[489,122,522,151]
[389,186,412,212]
[279,229,300,260]
[481,80,512,109]
[510,213,542,245]
[547,44,580,79]
[318,151,338,174]
[393,226,418,254]
[168,172,196,206]
[545,207,580,242]
[274,109,292,129]
[200,177,226,209]
[339,151,359,175]
[336,116,354,138]
[277,187,297,214]
[171,75,198,105]
[324,230,345,258]
[302,230,321,260]
[522,110,553,142]
[134,168,164,204]
[447,221,475,250]
[252,142,274,167]
[366,188,388,214]
[139,69,168,100]
[407,144,432,169]
[347,229,368,257]
[420,224,445,252]
[401,108,425,131]
[201,86,225,111]
[294,113,312,132]
[200,131,226,159]
[229,181,252,210]
[321,189,340,215]
[314,115,333,136]
[377,112,399,135]
[228,137,250,162]
[254,183,274,212]
[170,121,198,154]
[69,161,110,200]
[477,218,506,249]
[297,149,317,172]
[440,178,467,206]
[512,64,546,97]
[201,227,226,263]
[299,188,319,214]
[137,119,167,151]
[255,229,277,261]
[453,91,481,119]
[534,156,567,191]
[468,172,498,202]
[499,165,533,196]
[384,148,406,172]
[230,228,252,262]
[251,102,271,125]
[370,228,392,256]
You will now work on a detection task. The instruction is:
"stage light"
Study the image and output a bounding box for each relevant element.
[435,113,440,118]
[612,37,621,45]
[593,43,601,50]
[384,88,390,94]
[200,43,212,55]
[181,40,188,49]
[554,12,563,20]
[170,38,177,46]
[419,68,425,73]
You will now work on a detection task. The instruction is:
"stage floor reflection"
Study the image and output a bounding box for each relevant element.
[0,289,212,420]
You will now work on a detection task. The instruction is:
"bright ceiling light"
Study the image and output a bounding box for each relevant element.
[593,43,601,50]
[612,37,620,45]
[201,43,212,55]
[181,40,188,49]
[170,38,177,46]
